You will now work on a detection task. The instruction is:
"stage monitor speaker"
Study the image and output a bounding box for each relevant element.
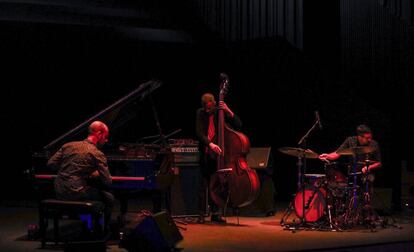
[119,211,183,252]
[170,165,207,217]
[247,147,273,174]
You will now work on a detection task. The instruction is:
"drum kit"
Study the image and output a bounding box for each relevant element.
[278,146,385,231]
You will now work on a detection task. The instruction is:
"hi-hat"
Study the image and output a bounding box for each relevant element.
[278,147,319,159]
[336,146,375,156]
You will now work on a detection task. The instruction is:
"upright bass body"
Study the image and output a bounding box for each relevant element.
[210,125,260,208]
[209,73,260,208]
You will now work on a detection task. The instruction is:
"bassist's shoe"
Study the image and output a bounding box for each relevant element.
[211,214,226,224]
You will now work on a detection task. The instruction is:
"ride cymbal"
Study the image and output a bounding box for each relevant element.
[336,146,375,156]
[278,147,319,159]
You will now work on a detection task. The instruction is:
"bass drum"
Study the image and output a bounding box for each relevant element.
[294,185,326,222]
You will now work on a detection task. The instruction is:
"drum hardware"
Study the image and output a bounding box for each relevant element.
[340,158,392,231]
[325,188,344,231]
[336,147,375,218]
[330,156,363,229]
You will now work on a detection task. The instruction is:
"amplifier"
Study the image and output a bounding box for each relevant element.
[170,147,199,153]
[171,146,199,165]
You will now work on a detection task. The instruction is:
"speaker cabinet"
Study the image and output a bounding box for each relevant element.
[119,211,183,252]
[170,165,207,217]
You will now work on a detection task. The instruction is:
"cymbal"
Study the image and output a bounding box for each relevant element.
[278,147,319,159]
[336,146,375,156]
[357,159,378,165]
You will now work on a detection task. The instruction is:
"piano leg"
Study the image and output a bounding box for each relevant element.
[152,190,171,213]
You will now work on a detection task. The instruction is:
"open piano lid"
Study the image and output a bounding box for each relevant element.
[43,79,162,152]
[32,79,173,192]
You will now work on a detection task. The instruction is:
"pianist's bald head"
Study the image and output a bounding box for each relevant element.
[88,121,108,135]
[87,121,109,146]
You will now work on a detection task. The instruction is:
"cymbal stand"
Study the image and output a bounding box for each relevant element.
[299,153,306,225]
[281,117,320,230]
[352,156,359,211]
[279,154,302,227]
[280,146,311,231]
[326,202,343,231]
[342,192,360,229]
[362,159,379,231]
[280,147,307,229]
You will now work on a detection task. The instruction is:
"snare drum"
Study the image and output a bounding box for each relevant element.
[304,173,326,188]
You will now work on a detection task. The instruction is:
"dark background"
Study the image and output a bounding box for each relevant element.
[1,0,413,207]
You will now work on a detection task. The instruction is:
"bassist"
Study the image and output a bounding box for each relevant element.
[195,92,242,223]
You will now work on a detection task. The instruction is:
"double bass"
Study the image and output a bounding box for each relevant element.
[209,73,261,208]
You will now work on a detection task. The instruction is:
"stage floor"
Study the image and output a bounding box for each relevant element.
[1,203,414,252]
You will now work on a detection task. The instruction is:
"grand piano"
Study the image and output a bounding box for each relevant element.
[31,79,199,216]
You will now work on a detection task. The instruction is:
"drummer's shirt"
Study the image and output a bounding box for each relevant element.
[335,136,381,171]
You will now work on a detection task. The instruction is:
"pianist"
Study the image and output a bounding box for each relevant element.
[47,121,114,233]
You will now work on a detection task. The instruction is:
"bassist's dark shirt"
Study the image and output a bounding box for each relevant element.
[195,108,242,176]
[195,108,242,147]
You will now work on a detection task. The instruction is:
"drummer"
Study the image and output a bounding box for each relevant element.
[318,124,382,197]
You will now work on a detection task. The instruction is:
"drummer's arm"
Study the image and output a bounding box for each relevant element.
[363,146,382,173]
[362,161,382,173]
[322,138,351,162]
[319,152,341,162]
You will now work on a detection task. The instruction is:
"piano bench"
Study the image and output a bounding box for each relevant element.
[38,199,105,248]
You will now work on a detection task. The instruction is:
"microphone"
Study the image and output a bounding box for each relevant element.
[315,111,323,129]
[219,72,228,80]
